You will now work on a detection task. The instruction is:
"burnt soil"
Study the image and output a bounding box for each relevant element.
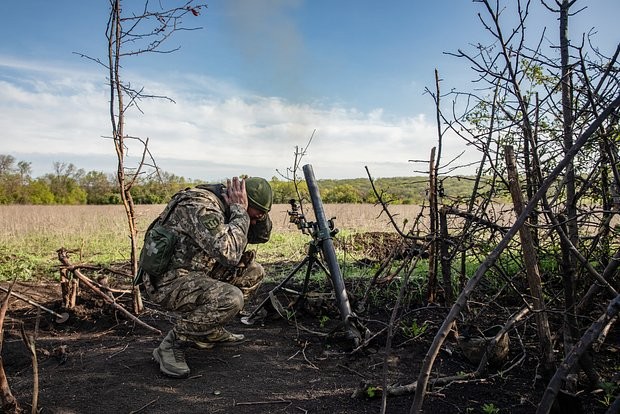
[2,262,618,414]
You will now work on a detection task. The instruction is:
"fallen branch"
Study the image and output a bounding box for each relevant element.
[354,332,527,399]
[288,341,319,370]
[234,399,291,406]
[337,363,368,379]
[128,397,159,414]
[536,293,620,414]
[57,248,161,335]
[592,315,617,352]
[106,343,130,360]
[61,272,132,295]
[0,280,22,413]
[63,264,133,281]
[474,306,530,375]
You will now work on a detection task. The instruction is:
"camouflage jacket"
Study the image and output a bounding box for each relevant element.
[157,186,272,275]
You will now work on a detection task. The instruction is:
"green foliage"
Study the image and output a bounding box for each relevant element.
[81,171,115,204]
[401,319,428,338]
[25,179,56,204]
[44,162,88,204]
[597,382,618,407]
[312,175,492,205]
[482,403,500,414]
[0,154,31,204]
[259,232,308,267]
[0,251,40,282]
[0,153,498,206]
[270,177,308,204]
[323,184,362,203]
[521,58,556,87]
[132,171,190,204]
[365,386,381,398]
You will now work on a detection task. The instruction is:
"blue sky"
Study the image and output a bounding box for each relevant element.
[1,0,618,180]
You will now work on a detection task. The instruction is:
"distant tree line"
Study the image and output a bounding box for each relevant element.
[0,154,487,205]
[0,154,190,205]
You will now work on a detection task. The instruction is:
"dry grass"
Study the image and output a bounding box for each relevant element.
[0,203,423,237]
[2,203,615,282]
[0,204,424,280]
[269,203,424,233]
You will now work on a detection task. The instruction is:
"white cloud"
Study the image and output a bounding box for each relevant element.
[0,58,481,180]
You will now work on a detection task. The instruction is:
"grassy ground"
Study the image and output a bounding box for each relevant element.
[0,203,420,282]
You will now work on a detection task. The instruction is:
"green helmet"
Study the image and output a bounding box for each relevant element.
[245,177,273,212]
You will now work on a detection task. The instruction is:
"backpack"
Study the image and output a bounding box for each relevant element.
[138,223,177,279]
[134,190,189,286]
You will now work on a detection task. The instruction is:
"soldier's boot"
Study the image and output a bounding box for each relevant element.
[152,330,190,378]
[178,327,245,350]
[206,327,245,344]
[177,333,215,350]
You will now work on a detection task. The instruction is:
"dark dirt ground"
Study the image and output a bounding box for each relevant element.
[2,265,619,414]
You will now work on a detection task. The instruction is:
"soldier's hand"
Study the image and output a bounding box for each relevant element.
[224,177,248,210]
[238,250,255,268]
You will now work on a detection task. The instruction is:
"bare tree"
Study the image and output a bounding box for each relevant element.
[100,0,205,312]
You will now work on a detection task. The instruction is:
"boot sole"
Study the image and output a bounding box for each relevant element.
[152,348,190,379]
[178,334,246,350]
[187,339,247,350]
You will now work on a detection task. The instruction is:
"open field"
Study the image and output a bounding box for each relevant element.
[0,203,423,281]
[0,203,424,235]
[3,202,616,282]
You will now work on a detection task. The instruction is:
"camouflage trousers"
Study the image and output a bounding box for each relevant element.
[144,259,265,337]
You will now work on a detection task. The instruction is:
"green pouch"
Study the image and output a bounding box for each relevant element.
[137,223,177,280]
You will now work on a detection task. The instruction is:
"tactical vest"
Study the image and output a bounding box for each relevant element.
[135,185,228,286]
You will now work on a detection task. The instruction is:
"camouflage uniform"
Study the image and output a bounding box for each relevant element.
[142,185,272,339]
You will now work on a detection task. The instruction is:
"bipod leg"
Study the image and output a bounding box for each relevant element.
[312,255,331,277]
[241,255,312,325]
[291,247,335,309]
[291,244,324,309]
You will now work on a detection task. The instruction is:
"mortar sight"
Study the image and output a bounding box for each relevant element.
[287,199,302,223]
[287,198,313,233]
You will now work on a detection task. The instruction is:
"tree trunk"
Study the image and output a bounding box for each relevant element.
[439,208,453,304]
[426,147,438,303]
[109,0,143,314]
[505,145,555,373]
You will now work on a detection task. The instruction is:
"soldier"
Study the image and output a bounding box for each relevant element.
[139,176,273,378]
